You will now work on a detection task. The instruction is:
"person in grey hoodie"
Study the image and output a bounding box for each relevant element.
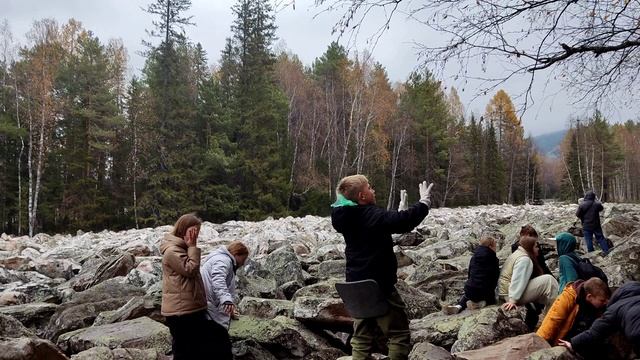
[200,241,249,360]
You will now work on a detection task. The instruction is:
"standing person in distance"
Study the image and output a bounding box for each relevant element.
[576,190,609,255]
[331,174,433,360]
[200,241,250,360]
[160,213,208,360]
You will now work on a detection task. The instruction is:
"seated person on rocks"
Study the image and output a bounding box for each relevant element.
[509,225,555,329]
[537,277,610,346]
[556,232,581,293]
[559,281,640,359]
[499,236,559,321]
[443,234,499,314]
[511,224,552,276]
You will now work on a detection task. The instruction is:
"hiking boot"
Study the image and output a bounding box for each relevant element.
[442,304,462,315]
[466,300,486,310]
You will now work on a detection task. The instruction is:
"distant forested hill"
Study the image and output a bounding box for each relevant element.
[533,129,567,158]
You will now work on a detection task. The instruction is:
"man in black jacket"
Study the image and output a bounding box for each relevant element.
[559,281,640,358]
[576,190,609,254]
[331,175,432,360]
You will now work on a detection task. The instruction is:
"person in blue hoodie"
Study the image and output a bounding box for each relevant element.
[556,232,580,293]
[200,241,250,360]
[331,174,433,360]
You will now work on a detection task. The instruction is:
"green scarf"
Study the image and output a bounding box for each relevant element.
[331,194,357,208]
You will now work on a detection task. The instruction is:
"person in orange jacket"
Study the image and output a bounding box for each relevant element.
[536,277,610,345]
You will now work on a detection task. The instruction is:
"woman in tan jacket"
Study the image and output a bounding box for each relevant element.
[161,213,208,359]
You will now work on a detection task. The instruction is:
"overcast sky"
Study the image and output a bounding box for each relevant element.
[4,0,637,136]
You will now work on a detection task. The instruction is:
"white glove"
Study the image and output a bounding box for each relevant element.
[419,181,434,207]
[398,189,408,211]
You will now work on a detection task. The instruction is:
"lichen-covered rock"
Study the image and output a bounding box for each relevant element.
[229,315,345,359]
[0,336,68,360]
[69,346,164,360]
[232,339,279,360]
[261,245,304,287]
[93,295,161,326]
[450,306,528,353]
[409,311,468,348]
[396,280,440,319]
[526,346,580,360]
[238,297,294,319]
[314,259,346,280]
[409,342,452,360]
[0,302,58,334]
[0,313,35,338]
[56,316,170,355]
[68,251,135,291]
[293,296,351,328]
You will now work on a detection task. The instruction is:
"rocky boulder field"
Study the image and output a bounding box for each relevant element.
[1,202,639,359]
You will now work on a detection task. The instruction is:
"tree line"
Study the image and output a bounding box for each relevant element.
[0,0,637,236]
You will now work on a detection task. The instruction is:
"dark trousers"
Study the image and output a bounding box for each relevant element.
[166,310,211,360]
[207,320,233,360]
[583,227,609,253]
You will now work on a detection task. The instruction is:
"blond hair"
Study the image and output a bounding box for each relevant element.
[336,174,369,202]
[479,235,496,248]
[171,213,202,239]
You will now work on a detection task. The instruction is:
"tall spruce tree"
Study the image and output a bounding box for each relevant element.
[225,0,290,219]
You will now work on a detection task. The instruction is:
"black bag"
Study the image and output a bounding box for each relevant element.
[576,258,608,284]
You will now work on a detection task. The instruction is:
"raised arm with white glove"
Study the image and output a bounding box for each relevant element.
[398,189,408,211]
[419,181,434,207]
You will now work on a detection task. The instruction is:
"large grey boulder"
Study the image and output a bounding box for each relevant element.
[314,259,346,280]
[0,302,58,333]
[0,337,68,360]
[409,342,452,360]
[0,313,34,338]
[526,346,580,360]
[229,315,345,359]
[452,333,549,360]
[602,215,639,238]
[56,317,171,355]
[409,311,468,348]
[33,258,75,280]
[232,339,279,360]
[450,306,528,353]
[261,245,304,287]
[396,280,440,319]
[293,295,351,328]
[69,346,165,360]
[238,296,294,319]
[68,251,135,292]
[93,295,162,326]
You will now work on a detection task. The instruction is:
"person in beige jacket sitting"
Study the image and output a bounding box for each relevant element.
[499,236,559,325]
[160,213,208,360]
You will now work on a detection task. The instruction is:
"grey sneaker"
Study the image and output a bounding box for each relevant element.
[442,304,462,315]
[466,300,486,310]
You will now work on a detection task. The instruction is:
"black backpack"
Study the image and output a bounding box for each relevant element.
[575,257,609,284]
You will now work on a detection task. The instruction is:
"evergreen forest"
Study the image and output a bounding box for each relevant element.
[1,0,639,236]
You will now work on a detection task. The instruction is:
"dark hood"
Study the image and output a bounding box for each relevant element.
[584,191,596,201]
[556,232,577,256]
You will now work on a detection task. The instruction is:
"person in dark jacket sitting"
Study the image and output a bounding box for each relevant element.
[443,234,499,314]
[559,281,640,358]
[331,174,433,360]
[576,190,609,254]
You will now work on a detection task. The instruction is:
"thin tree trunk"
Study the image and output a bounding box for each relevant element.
[576,125,586,195]
[15,76,23,235]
